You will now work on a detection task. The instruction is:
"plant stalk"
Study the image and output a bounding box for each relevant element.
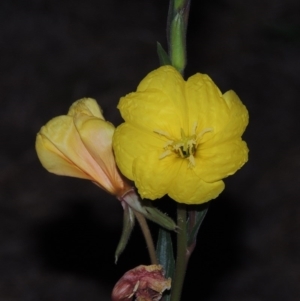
[167,0,191,74]
[170,204,188,301]
[134,210,158,265]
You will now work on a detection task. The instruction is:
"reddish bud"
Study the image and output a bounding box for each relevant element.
[112,265,171,301]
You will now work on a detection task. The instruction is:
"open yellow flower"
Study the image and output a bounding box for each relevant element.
[113,66,249,204]
[36,98,130,196]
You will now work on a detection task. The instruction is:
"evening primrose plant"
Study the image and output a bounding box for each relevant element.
[35,0,248,300]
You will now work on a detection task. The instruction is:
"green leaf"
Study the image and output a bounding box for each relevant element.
[115,204,135,263]
[187,204,209,247]
[157,42,172,66]
[156,228,175,301]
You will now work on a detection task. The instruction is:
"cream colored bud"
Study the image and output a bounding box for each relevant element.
[36,98,130,196]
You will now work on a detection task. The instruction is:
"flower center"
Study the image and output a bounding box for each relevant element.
[154,124,213,168]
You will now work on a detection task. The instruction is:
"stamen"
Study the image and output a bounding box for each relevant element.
[153,129,173,140]
[192,122,198,135]
[197,127,213,140]
[159,150,172,159]
[164,140,174,148]
[188,155,196,167]
[154,124,213,168]
[178,147,184,158]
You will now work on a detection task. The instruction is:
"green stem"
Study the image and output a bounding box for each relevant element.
[134,210,158,265]
[170,204,188,301]
[167,0,190,74]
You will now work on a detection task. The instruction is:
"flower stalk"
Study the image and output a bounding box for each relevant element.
[168,2,190,301]
[134,210,158,265]
[170,205,188,301]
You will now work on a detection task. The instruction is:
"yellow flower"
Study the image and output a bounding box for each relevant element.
[113,66,249,204]
[36,98,130,197]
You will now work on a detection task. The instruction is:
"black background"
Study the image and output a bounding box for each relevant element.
[1,0,300,300]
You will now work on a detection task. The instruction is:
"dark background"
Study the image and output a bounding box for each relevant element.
[1,0,300,300]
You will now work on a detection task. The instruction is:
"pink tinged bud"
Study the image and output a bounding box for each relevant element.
[35,98,131,197]
[112,265,171,301]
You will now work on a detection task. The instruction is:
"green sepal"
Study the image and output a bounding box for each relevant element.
[156,228,175,301]
[121,189,177,231]
[141,199,177,231]
[115,204,135,263]
[187,203,209,247]
[157,42,172,66]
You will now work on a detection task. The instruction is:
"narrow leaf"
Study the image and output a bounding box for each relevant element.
[157,42,172,66]
[115,205,135,263]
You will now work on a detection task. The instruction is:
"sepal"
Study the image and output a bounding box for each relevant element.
[115,203,135,263]
[119,189,177,231]
[157,42,172,66]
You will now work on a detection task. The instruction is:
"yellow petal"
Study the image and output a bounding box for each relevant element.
[118,90,184,139]
[113,123,163,180]
[168,164,225,204]
[223,90,249,137]
[36,115,113,191]
[203,90,249,147]
[74,115,127,194]
[36,132,92,180]
[68,97,105,119]
[194,139,248,182]
[185,73,230,136]
[137,66,187,117]
[132,151,181,200]
[137,66,185,102]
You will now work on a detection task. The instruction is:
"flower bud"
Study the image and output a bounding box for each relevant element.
[36,98,130,196]
[112,265,171,301]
